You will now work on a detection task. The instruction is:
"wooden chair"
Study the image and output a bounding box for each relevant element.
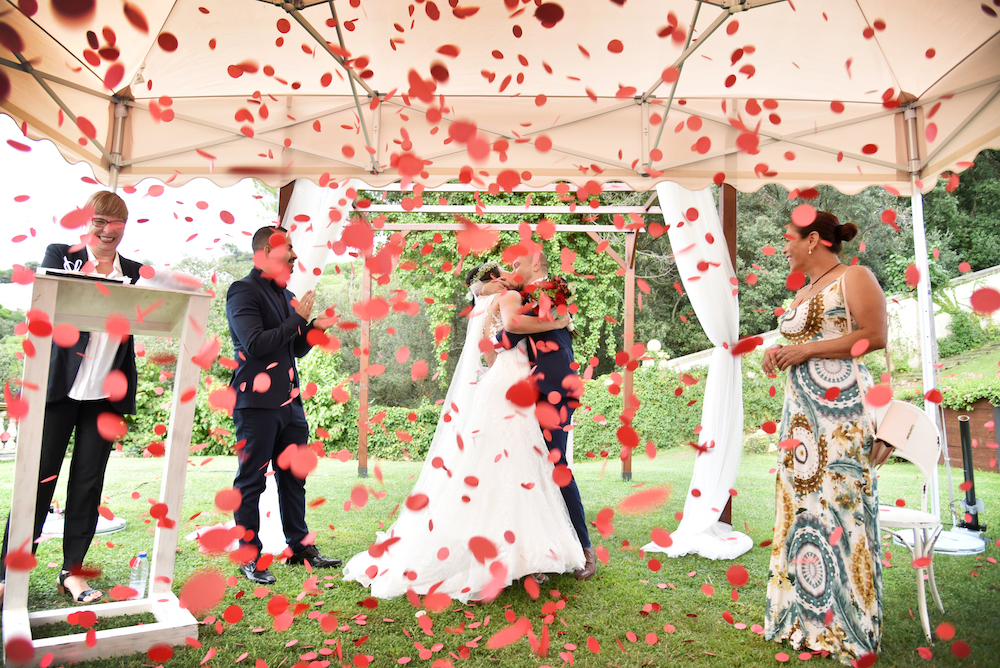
[876,401,944,643]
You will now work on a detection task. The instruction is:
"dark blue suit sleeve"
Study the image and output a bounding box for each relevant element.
[227,281,309,360]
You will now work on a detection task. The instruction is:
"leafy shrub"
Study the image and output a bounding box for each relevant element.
[937,309,987,358]
[572,350,784,458]
[743,432,777,455]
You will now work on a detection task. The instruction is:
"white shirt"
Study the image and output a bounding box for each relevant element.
[68,247,125,401]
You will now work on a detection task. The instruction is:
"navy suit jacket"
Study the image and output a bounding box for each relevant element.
[226,268,315,410]
[500,326,576,400]
[42,244,142,414]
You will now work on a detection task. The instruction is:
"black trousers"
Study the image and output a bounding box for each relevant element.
[545,400,591,549]
[232,402,310,556]
[1,398,117,575]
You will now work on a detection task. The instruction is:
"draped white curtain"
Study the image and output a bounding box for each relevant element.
[285,178,356,298]
[642,182,752,561]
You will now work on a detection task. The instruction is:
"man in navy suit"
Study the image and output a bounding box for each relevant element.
[226,226,339,584]
[496,250,597,581]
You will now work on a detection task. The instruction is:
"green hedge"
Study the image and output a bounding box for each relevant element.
[573,351,784,458]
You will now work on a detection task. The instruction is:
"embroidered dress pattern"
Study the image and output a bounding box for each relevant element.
[765,279,883,664]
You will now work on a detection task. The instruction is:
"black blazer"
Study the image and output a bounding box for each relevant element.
[42,244,143,414]
[226,268,315,410]
[500,327,576,399]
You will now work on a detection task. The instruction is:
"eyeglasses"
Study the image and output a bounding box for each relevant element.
[91,218,126,229]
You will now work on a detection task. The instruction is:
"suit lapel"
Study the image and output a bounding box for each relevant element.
[253,271,288,319]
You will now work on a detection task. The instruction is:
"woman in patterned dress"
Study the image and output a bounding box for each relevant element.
[762,212,888,664]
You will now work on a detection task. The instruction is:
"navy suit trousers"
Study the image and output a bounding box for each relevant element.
[233,402,310,555]
[545,400,591,549]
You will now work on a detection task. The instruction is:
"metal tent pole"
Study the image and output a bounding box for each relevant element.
[904,107,943,520]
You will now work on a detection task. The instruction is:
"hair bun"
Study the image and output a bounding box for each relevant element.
[839,222,859,243]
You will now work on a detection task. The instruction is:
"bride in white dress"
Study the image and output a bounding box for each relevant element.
[342,263,584,603]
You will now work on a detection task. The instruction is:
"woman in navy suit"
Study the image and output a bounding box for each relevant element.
[1,191,142,604]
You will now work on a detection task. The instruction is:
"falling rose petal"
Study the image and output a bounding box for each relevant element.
[762,421,777,434]
[157,32,178,52]
[791,204,816,227]
[468,536,498,564]
[951,640,971,659]
[726,564,749,587]
[4,637,34,664]
[828,526,843,545]
[785,271,806,291]
[533,3,564,28]
[552,464,573,487]
[650,527,672,548]
[405,493,429,511]
[617,486,670,514]
[351,484,369,508]
[215,487,242,512]
[936,622,955,641]
[924,389,943,404]
[825,387,841,401]
[104,62,124,90]
[701,583,715,596]
[147,645,173,663]
[905,263,919,287]
[970,288,1000,314]
[178,569,226,615]
[864,384,893,407]
[850,339,870,357]
[96,412,127,441]
[101,369,128,402]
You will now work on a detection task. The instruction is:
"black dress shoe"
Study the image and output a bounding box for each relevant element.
[287,545,342,569]
[241,560,276,585]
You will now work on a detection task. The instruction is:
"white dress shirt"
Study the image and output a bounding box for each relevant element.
[68,247,125,401]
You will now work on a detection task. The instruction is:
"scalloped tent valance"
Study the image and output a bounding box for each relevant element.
[1,0,998,194]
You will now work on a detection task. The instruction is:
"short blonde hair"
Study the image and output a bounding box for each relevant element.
[86,191,128,222]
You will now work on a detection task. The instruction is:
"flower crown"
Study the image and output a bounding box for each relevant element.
[468,261,501,286]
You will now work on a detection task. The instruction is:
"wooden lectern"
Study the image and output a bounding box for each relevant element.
[2,274,211,665]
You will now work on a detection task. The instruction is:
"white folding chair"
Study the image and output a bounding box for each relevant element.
[876,401,944,643]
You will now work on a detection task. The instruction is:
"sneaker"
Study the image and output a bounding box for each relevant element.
[241,560,276,585]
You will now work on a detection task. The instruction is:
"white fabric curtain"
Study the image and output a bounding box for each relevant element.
[285,178,356,298]
[642,182,752,561]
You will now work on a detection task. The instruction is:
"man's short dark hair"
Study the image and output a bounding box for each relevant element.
[252,225,286,252]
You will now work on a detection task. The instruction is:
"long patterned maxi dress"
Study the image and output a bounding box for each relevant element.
[764,277,883,664]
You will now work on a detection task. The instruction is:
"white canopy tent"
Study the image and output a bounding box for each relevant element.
[2,0,999,562]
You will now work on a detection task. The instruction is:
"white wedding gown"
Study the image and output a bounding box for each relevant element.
[342,293,584,602]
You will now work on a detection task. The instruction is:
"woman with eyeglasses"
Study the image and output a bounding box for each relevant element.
[1,191,143,605]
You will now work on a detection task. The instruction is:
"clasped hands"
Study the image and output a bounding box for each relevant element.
[292,290,335,331]
[762,343,812,374]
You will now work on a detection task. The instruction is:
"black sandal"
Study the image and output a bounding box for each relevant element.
[57,570,102,604]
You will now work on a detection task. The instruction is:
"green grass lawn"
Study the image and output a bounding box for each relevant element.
[2,451,999,667]
[938,343,1000,379]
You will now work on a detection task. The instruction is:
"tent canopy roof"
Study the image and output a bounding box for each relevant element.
[2,0,998,194]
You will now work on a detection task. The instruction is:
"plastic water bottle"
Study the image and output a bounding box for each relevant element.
[129,551,149,599]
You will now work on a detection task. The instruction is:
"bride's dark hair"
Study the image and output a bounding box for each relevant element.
[465,262,501,286]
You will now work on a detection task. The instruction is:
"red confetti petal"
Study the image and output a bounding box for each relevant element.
[785,271,806,291]
[864,384,893,407]
[178,569,226,615]
[791,204,816,227]
[970,288,1000,314]
[617,486,670,514]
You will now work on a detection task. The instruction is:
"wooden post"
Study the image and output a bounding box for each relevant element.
[150,295,211,595]
[2,276,206,665]
[277,180,296,226]
[718,182,738,526]
[357,263,372,478]
[622,231,637,481]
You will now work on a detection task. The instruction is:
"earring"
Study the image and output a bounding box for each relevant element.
[808,248,813,255]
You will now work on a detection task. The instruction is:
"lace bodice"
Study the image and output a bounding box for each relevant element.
[485,304,503,341]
